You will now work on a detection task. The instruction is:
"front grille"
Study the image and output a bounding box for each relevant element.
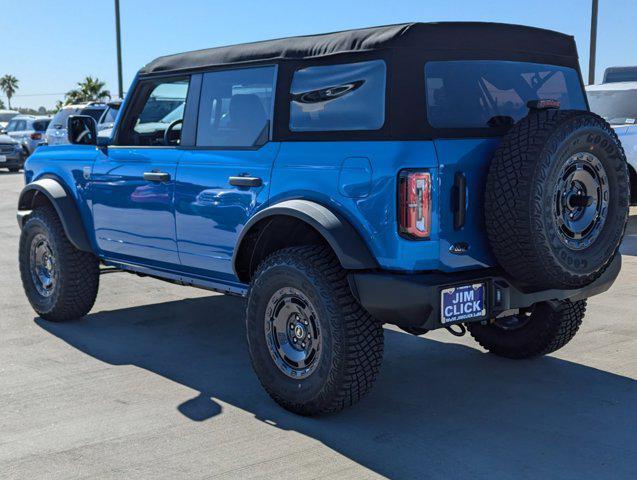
[0,144,16,154]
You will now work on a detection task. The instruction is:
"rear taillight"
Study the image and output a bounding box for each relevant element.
[398,170,431,239]
[30,133,42,140]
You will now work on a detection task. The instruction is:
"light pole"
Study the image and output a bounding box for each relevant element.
[115,0,124,99]
[589,0,599,85]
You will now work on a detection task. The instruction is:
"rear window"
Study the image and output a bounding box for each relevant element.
[33,120,50,131]
[81,107,106,122]
[50,108,80,128]
[425,61,586,129]
[289,60,386,132]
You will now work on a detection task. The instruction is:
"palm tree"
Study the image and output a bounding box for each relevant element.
[64,76,111,105]
[0,75,19,109]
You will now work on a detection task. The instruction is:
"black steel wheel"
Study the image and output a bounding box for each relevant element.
[264,287,323,379]
[553,152,609,250]
[246,245,384,416]
[19,206,99,321]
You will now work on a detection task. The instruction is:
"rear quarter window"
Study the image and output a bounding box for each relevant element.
[425,60,586,129]
[289,60,386,132]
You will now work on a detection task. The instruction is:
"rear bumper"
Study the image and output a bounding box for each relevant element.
[348,254,621,331]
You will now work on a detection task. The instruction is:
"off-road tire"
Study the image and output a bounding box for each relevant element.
[19,205,99,321]
[485,110,629,290]
[466,300,586,359]
[246,245,384,415]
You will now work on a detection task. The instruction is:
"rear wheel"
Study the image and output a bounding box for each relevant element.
[466,300,586,359]
[19,206,99,321]
[8,167,19,172]
[246,245,384,415]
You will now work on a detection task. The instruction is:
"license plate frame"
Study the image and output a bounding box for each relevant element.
[440,282,487,324]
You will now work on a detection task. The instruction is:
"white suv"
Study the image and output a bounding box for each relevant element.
[587,81,637,204]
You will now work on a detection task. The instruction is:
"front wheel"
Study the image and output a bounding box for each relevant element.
[19,206,99,321]
[466,300,586,359]
[246,245,384,415]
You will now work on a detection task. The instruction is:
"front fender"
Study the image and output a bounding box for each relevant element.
[233,199,378,277]
[17,178,93,252]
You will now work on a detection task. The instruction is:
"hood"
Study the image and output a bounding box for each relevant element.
[0,134,17,144]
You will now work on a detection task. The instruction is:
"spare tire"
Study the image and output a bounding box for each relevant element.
[485,109,629,290]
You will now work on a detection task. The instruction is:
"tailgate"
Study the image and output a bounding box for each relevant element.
[434,138,499,271]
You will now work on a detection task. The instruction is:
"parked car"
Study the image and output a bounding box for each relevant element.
[0,132,23,171]
[45,103,106,146]
[587,81,637,204]
[97,99,121,133]
[603,66,637,83]
[18,23,629,415]
[3,115,51,157]
[0,109,19,129]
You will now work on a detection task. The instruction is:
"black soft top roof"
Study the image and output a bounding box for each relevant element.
[140,22,578,75]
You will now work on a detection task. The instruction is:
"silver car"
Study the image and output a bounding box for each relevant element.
[4,115,51,156]
[45,103,107,146]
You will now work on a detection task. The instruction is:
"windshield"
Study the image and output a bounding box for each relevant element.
[425,60,587,129]
[160,103,185,123]
[587,89,637,125]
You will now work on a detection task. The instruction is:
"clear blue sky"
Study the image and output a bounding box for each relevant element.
[2,0,636,109]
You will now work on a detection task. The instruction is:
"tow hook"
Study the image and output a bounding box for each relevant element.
[445,323,466,337]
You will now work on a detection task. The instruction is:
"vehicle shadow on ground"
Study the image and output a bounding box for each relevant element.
[36,295,636,479]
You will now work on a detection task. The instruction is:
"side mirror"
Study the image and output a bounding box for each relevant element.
[68,115,97,145]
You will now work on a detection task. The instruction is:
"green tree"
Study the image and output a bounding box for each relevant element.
[0,98,5,109]
[64,76,110,105]
[0,75,19,109]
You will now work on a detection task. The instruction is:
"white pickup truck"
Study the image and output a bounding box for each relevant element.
[587,81,637,204]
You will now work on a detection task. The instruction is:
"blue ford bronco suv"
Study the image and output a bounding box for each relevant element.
[17,23,629,415]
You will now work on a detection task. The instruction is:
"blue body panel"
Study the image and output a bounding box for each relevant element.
[174,143,280,284]
[23,136,501,289]
[91,147,182,266]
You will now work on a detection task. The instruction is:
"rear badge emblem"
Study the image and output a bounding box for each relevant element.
[449,242,469,255]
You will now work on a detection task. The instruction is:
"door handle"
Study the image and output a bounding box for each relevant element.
[143,171,171,183]
[451,172,467,230]
[229,176,262,187]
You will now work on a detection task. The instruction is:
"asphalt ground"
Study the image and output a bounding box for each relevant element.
[0,170,635,479]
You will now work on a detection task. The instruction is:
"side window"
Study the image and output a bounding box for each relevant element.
[5,120,18,132]
[289,60,386,132]
[119,76,190,146]
[197,66,275,147]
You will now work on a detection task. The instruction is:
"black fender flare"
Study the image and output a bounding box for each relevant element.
[232,199,378,278]
[17,178,93,252]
